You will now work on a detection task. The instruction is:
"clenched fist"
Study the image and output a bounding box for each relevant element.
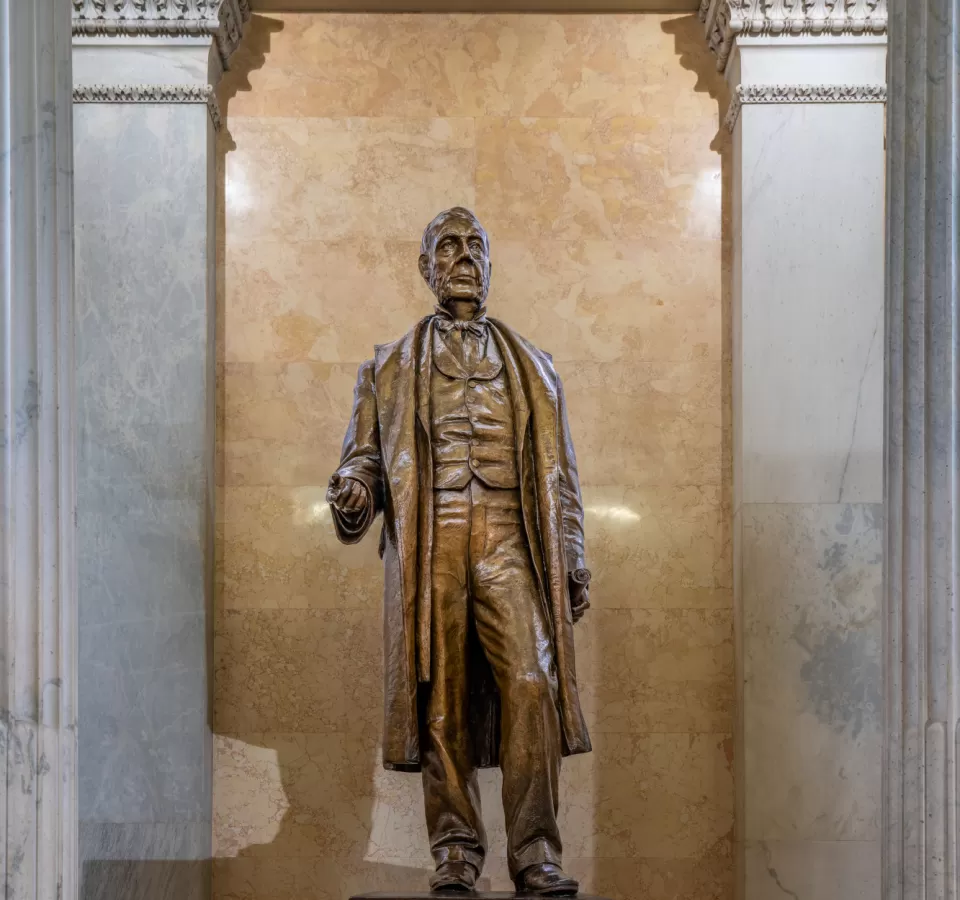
[568,568,591,624]
[326,474,369,516]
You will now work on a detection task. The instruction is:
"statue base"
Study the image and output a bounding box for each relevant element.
[352,893,610,900]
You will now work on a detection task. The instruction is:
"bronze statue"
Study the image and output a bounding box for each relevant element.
[327,208,591,896]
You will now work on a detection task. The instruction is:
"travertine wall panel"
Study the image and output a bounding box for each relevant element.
[214,12,730,900]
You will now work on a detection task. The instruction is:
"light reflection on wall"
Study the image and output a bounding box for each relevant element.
[213,739,289,857]
[289,486,331,526]
[225,159,254,214]
[584,505,641,523]
[689,165,723,238]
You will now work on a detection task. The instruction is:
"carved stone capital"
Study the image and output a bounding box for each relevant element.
[72,0,251,69]
[699,0,888,72]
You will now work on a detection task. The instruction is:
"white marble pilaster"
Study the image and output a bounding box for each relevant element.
[69,4,248,898]
[700,3,887,898]
[1,2,78,899]
[728,34,888,507]
[883,2,960,899]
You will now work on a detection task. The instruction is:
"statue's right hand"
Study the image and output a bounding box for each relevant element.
[326,474,369,516]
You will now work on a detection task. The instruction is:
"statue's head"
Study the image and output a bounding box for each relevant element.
[418,207,492,311]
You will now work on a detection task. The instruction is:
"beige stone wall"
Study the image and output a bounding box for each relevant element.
[213,13,732,900]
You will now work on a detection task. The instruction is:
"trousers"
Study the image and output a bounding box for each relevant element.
[422,480,563,879]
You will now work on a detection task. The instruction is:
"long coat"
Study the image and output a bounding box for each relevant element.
[331,315,592,771]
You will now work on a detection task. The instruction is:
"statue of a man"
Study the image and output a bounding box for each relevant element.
[327,208,592,896]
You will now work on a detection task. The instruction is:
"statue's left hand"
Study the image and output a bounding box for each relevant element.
[569,578,590,624]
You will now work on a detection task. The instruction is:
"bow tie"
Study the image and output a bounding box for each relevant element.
[434,309,488,339]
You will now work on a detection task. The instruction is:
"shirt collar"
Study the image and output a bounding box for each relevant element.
[433,304,488,334]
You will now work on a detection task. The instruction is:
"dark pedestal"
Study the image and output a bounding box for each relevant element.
[352,894,612,900]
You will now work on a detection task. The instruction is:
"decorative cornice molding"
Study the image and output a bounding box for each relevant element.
[724,81,887,129]
[71,0,251,69]
[72,83,223,130]
[699,0,888,72]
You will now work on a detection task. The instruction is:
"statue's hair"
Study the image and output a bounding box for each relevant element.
[420,207,489,257]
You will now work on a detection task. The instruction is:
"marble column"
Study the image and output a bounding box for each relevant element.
[1,1,78,899]
[70,3,247,898]
[883,2,960,898]
[699,2,888,898]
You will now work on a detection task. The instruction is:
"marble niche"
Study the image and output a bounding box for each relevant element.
[213,12,733,900]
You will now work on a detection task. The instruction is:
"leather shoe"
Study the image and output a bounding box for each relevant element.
[515,863,579,896]
[430,861,479,893]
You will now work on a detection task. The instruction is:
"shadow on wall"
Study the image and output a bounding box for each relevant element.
[659,12,737,900]
[217,14,284,150]
[207,11,736,900]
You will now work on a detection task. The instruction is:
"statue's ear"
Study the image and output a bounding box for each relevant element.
[418,253,431,284]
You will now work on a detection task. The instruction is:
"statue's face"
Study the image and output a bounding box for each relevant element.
[420,216,491,307]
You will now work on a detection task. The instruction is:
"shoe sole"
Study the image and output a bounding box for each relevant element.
[516,885,579,896]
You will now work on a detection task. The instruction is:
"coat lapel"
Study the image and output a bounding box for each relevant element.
[489,324,532,461]
[375,317,431,684]
[489,321,548,619]
[375,325,419,481]
[415,320,434,681]
[416,321,433,436]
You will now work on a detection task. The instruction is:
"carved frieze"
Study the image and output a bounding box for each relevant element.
[724,81,888,130]
[73,82,223,129]
[72,0,251,68]
[699,0,888,71]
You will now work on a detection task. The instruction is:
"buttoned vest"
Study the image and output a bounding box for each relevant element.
[430,327,519,490]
